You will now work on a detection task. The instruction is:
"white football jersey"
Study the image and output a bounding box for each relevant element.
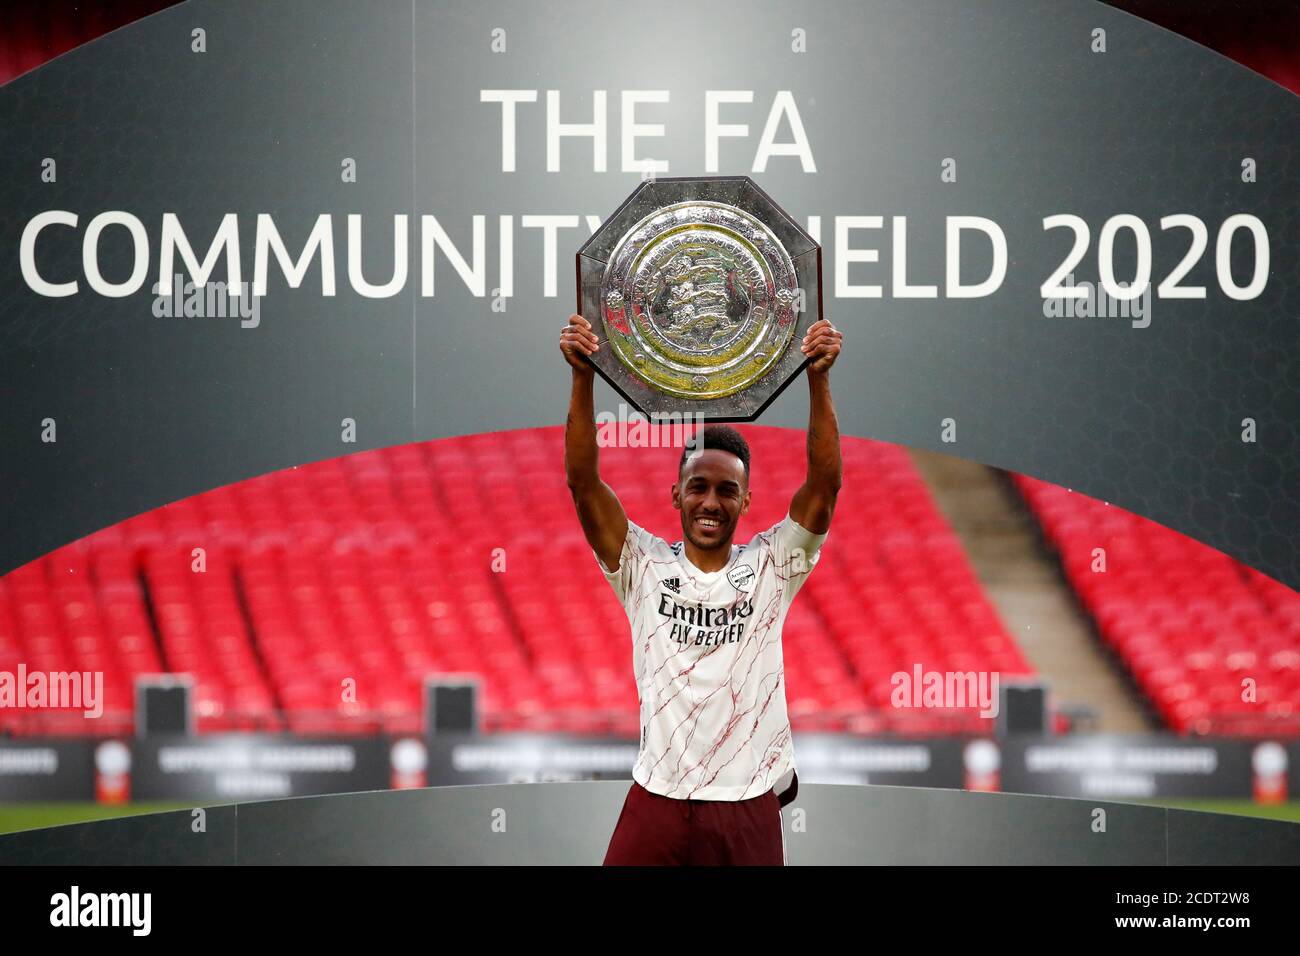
[595,511,828,801]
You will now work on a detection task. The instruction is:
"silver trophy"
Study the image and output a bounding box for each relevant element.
[576,176,822,422]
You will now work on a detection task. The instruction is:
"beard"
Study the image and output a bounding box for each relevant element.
[682,513,736,552]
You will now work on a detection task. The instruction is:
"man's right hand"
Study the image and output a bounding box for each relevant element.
[560,313,600,370]
[562,311,628,573]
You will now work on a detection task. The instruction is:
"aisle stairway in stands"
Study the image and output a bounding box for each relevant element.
[909,449,1155,733]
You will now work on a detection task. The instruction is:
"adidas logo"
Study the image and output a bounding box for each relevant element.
[663,577,681,594]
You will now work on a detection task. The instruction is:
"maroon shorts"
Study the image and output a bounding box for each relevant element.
[602,781,785,866]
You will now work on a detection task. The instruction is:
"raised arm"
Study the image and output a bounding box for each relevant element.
[560,312,629,571]
[789,319,843,535]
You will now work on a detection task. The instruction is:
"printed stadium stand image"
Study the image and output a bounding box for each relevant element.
[0,428,1033,739]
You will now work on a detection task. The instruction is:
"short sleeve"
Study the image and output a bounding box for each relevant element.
[594,519,656,606]
[769,511,829,602]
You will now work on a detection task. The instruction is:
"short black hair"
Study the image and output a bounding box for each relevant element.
[679,424,751,480]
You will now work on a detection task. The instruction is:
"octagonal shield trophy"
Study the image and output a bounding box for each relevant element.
[576,176,822,423]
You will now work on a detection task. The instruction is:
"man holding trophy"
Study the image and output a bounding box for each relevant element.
[561,174,843,866]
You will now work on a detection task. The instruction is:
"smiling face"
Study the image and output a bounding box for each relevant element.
[673,448,752,552]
